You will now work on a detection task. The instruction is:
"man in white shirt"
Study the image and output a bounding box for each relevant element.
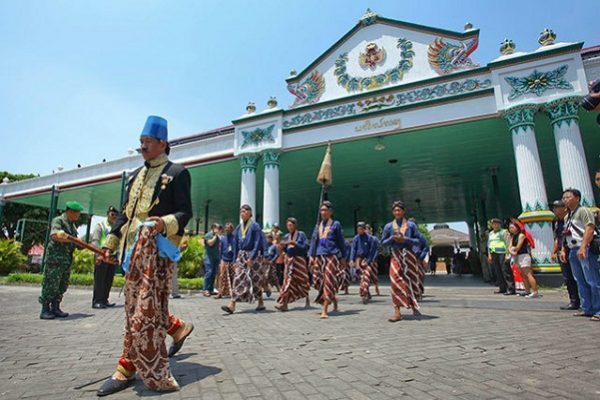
[560,188,600,320]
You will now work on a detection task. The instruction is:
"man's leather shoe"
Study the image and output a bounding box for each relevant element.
[93,303,107,309]
[105,302,116,307]
[97,377,133,397]
[560,303,579,310]
[494,290,506,294]
[168,323,194,358]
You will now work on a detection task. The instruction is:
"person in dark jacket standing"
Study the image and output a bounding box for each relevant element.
[96,116,194,396]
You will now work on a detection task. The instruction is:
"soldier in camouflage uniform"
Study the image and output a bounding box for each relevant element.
[39,201,83,319]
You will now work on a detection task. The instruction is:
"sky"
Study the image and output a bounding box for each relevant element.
[0,0,597,177]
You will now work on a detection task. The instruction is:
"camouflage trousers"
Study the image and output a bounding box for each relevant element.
[39,258,72,304]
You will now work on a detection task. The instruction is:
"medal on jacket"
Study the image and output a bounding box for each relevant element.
[241,219,251,239]
[319,219,332,246]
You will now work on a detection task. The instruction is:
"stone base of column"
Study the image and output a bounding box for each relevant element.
[518,210,560,273]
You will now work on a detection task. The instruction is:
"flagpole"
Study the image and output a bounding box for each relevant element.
[310,143,333,258]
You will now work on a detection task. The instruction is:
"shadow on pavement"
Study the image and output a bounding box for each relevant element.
[133,362,222,396]
[329,309,362,317]
[402,314,439,321]
[59,313,93,321]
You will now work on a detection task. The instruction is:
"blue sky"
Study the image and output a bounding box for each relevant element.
[1,0,597,179]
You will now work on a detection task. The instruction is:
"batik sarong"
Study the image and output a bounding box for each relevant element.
[117,226,181,391]
[358,259,377,298]
[266,260,279,288]
[389,248,420,310]
[277,255,310,305]
[314,255,340,304]
[416,261,425,300]
[337,265,351,292]
[370,262,379,286]
[231,250,267,303]
[217,261,234,297]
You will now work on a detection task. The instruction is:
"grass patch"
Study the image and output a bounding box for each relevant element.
[3,273,203,290]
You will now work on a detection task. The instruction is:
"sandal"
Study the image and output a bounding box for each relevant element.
[221,305,234,314]
[388,315,402,323]
[591,315,600,321]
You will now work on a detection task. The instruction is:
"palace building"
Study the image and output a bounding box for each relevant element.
[2,10,599,273]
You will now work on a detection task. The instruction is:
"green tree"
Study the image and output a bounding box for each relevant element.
[1,172,48,242]
[418,224,432,246]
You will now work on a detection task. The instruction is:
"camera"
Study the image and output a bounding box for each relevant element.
[581,79,600,111]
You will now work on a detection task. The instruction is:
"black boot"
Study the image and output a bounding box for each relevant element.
[40,303,55,320]
[51,301,69,318]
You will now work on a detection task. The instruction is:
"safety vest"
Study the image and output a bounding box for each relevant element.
[488,229,507,254]
[99,221,111,248]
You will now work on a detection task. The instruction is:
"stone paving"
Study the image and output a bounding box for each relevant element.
[1,276,600,400]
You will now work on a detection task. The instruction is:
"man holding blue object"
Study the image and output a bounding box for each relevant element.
[96,116,194,396]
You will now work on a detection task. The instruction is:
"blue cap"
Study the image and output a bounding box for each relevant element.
[141,116,168,141]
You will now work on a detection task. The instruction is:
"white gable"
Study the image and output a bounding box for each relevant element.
[286,13,480,108]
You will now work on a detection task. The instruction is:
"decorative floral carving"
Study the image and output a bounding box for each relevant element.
[359,43,386,69]
[505,65,572,100]
[357,95,395,112]
[502,104,538,134]
[544,96,581,128]
[262,151,280,168]
[283,77,492,129]
[396,78,491,105]
[240,125,276,149]
[427,38,479,75]
[283,104,357,129]
[334,38,414,92]
[287,70,325,108]
[239,154,259,173]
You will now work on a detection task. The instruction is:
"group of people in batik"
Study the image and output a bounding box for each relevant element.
[216,199,428,322]
[35,114,430,397]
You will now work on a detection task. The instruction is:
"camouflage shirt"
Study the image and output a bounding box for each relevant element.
[46,213,78,263]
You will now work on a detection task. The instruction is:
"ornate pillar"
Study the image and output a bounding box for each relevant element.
[240,154,258,212]
[544,96,594,206]
[262,151,280,230]
[503,104,556,272]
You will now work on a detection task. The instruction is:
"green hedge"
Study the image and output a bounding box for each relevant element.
[4,272,204,290]
[71,249,95,274]
[0,239,27,275]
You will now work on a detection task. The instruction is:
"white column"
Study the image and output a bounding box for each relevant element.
[503,104,556,272]
[262,151,280,230]
[544,95,595,207]
[240,154,258,212]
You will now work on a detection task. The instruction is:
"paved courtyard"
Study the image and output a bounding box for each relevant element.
[1,276,599,400]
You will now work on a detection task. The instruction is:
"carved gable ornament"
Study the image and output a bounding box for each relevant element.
[334,38,415,93]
